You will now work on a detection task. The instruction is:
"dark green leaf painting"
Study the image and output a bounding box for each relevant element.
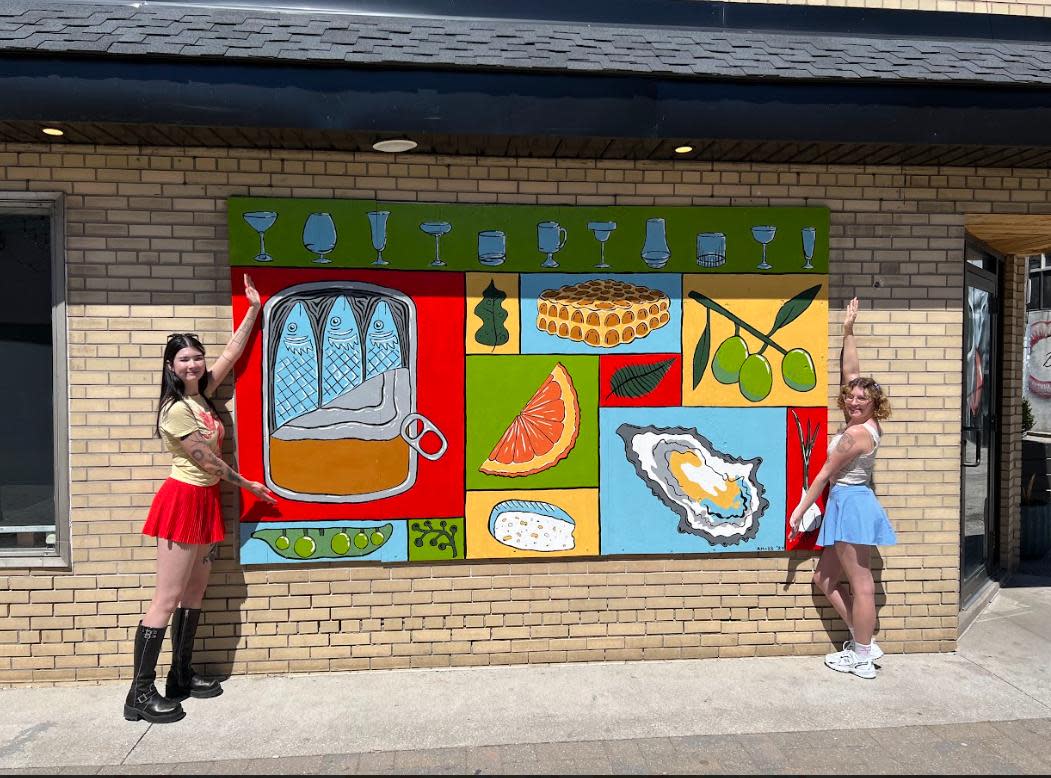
[608,358,676,399]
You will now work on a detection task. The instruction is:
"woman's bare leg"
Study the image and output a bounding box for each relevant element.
[835,541,875,645]
[178,544,215,609]
[142,540,199,628]
[812,545,854,633]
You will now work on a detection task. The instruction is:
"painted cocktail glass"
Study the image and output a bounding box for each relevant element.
[537,221,567,268]
[696,232,726,268]
[243,211,277,262]
[642,218,671,268]
[303,213,337,264]
[367,211,390,266]
[587,221,617,269]
[420,221,452,267]
[751,225,776,270]
[478,230,506,266]
[801,226,816,270]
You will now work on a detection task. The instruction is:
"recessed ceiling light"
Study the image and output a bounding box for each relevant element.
[42,127,64,137]
[372,138,417,153]
[674,145,693,154]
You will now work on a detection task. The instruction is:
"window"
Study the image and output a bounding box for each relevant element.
[1028,254,1051,312]
[0,194,68,567]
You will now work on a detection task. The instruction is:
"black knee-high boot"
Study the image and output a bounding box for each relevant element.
[124,623,185,723]
[165,607,223,701]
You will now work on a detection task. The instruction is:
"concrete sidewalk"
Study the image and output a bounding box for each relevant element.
[2,563,1050,775]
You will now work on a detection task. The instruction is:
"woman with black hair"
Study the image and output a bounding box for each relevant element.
[125,274,276,724]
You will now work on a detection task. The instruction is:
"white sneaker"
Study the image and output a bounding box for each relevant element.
[842,639,884,661]
[824,649,877,680]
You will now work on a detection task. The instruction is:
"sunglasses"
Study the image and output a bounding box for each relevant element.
[167,332,200,341]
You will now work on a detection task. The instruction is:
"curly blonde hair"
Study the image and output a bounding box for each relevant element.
[837,377,891,420]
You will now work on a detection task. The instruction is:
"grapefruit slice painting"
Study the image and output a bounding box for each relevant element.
[480,363,581,477]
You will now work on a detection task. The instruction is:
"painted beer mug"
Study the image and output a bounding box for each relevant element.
[262,281,447,502]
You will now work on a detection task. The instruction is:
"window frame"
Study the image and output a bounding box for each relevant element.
[0,192,70,569]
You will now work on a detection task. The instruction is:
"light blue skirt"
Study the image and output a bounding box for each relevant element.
[816,484,897,547]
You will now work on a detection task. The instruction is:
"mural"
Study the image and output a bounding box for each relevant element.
[228,199,830,564]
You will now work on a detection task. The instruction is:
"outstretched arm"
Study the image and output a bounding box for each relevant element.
[840,296,860,385]
[788,425,874,539]
[208,274,261,392]
[178,431,277,504]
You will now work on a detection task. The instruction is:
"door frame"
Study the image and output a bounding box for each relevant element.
[961,239,1003,607]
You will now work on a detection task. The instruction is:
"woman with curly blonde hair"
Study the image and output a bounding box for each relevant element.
[789,297,896,680]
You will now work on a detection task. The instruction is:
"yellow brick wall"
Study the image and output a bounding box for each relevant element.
[0,145,1036,685]
[712,0,1051,16]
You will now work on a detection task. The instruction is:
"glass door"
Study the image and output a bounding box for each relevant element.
[961,246,1001,604]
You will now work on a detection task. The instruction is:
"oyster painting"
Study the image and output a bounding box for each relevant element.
[617,424,768,546]
[227,197,829,565]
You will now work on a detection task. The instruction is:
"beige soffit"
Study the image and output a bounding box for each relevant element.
[966,215,1051,256]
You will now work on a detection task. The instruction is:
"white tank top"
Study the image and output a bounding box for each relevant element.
[828,419,880,486]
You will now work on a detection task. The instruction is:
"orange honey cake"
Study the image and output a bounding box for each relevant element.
[536,279,671,347]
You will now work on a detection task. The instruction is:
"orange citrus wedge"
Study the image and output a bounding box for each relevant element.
[480,363,580,477]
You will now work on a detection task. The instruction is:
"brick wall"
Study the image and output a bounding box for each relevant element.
[0,146,1039,684]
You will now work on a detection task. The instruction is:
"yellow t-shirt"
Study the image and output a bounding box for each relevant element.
[159,395,224,487]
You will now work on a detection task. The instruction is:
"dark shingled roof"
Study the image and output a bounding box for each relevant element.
[1,1,1051,87]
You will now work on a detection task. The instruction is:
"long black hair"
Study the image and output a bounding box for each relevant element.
[155,333,221,438]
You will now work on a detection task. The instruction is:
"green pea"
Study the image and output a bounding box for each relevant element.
[370,531,385,546]
[293,535,316,559]
[330,532,351,556]
[353,531,369,549]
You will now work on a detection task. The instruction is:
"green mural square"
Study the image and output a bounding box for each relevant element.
[407,518,466,561]
[466,354,599,490]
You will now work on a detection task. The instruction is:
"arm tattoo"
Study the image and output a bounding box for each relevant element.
[834,434,857,454]
[185,434,252,488]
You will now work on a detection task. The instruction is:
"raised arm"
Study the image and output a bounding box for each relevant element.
[840,296,860,386]
[207,274,261,392]
[788,424,874,538]
[178,431,277,504]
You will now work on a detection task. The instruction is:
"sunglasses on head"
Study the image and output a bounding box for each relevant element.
[167,332,200,341]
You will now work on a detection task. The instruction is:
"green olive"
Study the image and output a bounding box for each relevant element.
[274,535,290,551]
[353,531,369,550]
[739,353,773,402]
[712,335,749,384]
[293,535,316,559]
[782,348,817,392]
[330,532,351,556]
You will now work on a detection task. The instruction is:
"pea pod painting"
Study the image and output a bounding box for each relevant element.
[252,523,394,560]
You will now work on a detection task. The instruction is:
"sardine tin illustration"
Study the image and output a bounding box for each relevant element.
[364,300,403,379]
[320,296,363,406]
[273,302,320,428]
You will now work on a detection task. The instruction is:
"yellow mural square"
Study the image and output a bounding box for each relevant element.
[465,488,599,559]
[466,273,519,354]
[681,275,828,407]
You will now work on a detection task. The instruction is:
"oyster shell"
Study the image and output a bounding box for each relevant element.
[617,423,767,546]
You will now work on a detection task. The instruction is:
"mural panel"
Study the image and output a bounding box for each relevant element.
[229,198,829,564]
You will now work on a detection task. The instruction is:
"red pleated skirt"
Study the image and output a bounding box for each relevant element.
[142,478,224,545]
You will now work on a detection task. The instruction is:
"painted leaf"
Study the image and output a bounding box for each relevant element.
[252,523,393,560]
[474,280,510,348]
[609,358,676,399]
[770,284,822,334]
[692,310,711,389]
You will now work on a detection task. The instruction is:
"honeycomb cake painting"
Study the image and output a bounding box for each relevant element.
[227,197,829,565]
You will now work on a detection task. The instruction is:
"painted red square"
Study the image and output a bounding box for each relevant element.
[599,353,682,407]
[785,406,829,551]
[230,268,465,523]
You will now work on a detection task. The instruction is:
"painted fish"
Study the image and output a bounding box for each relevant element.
[320,296,363,406]
[488,500,576,552]
[364,300,403,379]
[273,302,320,428]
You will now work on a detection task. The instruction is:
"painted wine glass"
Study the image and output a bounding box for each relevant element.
[587,221,617,269]
[801,226,816,270]
[751,225,776,270]
[243,211,277,262]
[420,221,451,267]
[367,211,390,266]
[303,212,337,264]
